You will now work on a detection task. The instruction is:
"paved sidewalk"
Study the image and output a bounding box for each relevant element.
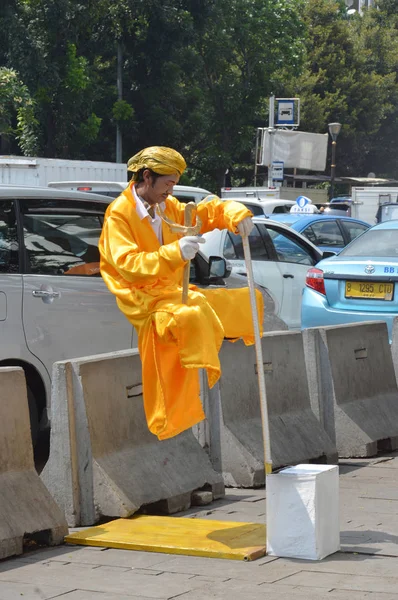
[2,452,398,599]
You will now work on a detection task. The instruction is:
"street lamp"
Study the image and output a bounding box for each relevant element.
[328,122,342,200]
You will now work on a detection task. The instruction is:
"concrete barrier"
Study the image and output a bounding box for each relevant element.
[204,331,337,488]
[42,350,224,527]
[303,322,398,457]
[0,367,67,559]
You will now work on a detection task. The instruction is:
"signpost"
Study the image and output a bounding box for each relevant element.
[271,161,284,184]
[265,96,300,186]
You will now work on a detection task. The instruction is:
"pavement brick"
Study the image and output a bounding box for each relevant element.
[144,554,298,583]
[51,592,153,600]
[0,581,74,600]
[272,553,398,577]
[0,560,232,599]
[278,570,398,594]
[20,547,179,569]
[175,587,398,600]
[3,451,398,599]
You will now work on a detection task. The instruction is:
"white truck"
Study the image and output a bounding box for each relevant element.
[221,185,328,204]
[221,186,280,200]
[350,187,398,224]
[0,156,126,187]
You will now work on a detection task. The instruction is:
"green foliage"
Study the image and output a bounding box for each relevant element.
[0,67,39,154]
[65,43,90,92]
[112,100,134,123]
[282,0,398,179]
[78,113,102,143]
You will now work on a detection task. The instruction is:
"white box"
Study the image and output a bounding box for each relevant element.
[266,464,340,560]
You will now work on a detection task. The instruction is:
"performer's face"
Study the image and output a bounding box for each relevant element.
[142,170,180,205]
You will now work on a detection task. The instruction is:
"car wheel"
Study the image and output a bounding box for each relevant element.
[27,385,39,447]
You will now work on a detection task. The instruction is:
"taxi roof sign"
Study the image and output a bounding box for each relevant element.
[290,196,318,214]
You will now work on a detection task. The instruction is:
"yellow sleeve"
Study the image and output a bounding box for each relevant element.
[99,214,185,285]
[167,195,252,234]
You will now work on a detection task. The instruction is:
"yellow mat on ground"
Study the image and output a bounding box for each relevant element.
[65,515,266,561]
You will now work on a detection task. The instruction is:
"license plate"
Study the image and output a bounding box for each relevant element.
[345,281,394,300]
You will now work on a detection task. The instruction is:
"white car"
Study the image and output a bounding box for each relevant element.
[48,181,212,204]
[226,197,296,217]
[201,217,324,330]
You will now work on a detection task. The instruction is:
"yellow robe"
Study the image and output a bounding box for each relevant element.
[99,186,263,440]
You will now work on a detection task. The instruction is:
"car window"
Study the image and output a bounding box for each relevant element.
[0,200,19,273]
[341,220,368,243]
[242,203,265,216]
[223,225,270,260]
[267,226,316,265]
[302,220,344,247]
[339,228,398,257]
[272,204,294,214]
[173,194,196,204]
[20,199,105,276]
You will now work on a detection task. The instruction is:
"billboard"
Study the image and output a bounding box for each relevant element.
[261,130,328,171]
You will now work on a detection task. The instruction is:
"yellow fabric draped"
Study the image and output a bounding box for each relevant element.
[127,146,187,181]
[99,185,264,440]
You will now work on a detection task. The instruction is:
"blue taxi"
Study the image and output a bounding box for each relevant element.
[301,220,398,341]
[269,213,370,254]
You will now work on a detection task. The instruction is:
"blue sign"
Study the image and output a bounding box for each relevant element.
[277,100,295,125]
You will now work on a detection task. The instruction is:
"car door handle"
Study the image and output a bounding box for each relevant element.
[283,273,294,279]
[32,289,60,299]
[237,272,247,276]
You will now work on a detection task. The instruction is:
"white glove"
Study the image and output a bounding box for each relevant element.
[237,216,254,237]
[179,236,205,261]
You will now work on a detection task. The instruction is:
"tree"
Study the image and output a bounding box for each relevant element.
[1,0,307,188]
[5,0,110,157]
[282,0,398,179]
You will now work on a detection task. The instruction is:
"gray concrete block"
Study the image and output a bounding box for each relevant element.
[190,490,213,506]
[42,350,224,526]
[0,367,68,560]
[303,322,398,458]
[209,332,337,487]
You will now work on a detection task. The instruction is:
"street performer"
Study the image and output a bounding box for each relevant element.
[99,146,263,440]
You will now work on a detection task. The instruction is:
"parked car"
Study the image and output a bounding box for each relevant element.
[0,185,278,447]
[323,198,352,217]
[48,181,212,204]
[224,198,296,217]
[375,202,398,223]
[200,217,324,330]
[301,220,398,341]
[268,214,370,253]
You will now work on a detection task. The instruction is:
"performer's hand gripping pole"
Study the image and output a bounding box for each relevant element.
[242,233,272,475]
[156,202,201,304]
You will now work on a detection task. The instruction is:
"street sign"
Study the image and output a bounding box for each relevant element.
[271,161,284,182]
[277,100,295,126]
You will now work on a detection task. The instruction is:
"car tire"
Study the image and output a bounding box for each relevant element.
[27,385,39,447]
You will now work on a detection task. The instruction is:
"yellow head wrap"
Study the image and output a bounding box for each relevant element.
[127,146,187,181]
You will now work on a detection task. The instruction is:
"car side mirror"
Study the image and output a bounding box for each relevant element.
[322,250,337,259]
[209,256,229,279]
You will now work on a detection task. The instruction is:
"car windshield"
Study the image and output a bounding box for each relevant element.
[339,228,398,258]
